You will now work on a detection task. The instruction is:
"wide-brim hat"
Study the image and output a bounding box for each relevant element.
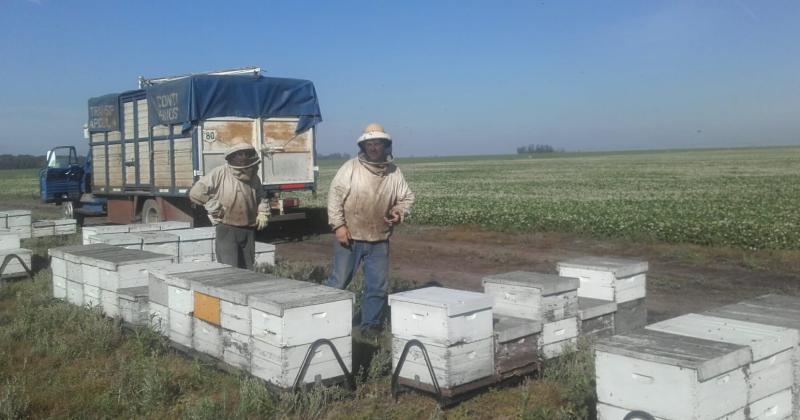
[357,123,392,145]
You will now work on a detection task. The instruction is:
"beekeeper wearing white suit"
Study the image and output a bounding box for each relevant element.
[189,143,270,269]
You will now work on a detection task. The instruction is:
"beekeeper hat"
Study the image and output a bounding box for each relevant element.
[357,123,392,146]
[224,143,259,167]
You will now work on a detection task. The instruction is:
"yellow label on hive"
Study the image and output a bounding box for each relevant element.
[194,291,220,326]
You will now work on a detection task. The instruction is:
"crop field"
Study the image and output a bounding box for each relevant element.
[308,146,800,250]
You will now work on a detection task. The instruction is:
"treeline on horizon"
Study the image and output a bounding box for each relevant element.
[0,154,47,170]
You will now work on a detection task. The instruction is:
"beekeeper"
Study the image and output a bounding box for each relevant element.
[189,143,270,269]
[326,123,415,337]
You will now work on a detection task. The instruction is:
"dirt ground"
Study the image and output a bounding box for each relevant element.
[272,224,800,323]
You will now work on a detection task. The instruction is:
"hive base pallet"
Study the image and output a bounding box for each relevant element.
[390,339,540,408]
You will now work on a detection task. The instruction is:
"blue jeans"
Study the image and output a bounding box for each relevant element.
[326,240,389,329]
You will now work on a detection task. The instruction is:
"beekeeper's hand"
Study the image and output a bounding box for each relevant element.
[256,211,269,230]
[334,225,352,247]
[204,200,224,225]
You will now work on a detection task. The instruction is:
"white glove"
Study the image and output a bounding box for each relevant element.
[256,211,269,230]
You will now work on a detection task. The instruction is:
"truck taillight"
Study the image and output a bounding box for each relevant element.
[283,198,300,208]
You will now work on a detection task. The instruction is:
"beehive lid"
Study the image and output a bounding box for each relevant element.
[83,224,130,235]
[48,243,118,259]
[132,231,179,244]
[0,210,31,217]
[118,286,148,298]
[578,297,617,320]
[595,329,751,381]
[90,232,143,246]
[192,275,301,305]
[171,227,216,241]
[158,221,192,231]
[79,248,173,270]
[705,294,800,332]
[32,220,55,228]
[388,287,493,317]
[646,313,798,361]
[161,266,269,290]
[494,315,542,343]
[127,223,163,232]
[557,256,648,277]
[248,284,354,316]
[150,262,229,282]
[482,271,579,295]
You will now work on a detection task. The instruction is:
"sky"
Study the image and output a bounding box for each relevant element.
[0,0,799,157]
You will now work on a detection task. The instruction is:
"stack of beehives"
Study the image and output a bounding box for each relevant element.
[0,228,31,279]
[149,264,354,388]
[595,294,800,419]
[389,287,495,392]
[32,219,77,237]
[557,256,648,337]
[85,222,275,265]
[482,272,580,375]
[48,243,174,323]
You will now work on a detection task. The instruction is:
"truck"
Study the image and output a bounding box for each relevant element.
[40,67,322,226]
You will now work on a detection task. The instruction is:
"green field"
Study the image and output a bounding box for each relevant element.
[308,147,800,250]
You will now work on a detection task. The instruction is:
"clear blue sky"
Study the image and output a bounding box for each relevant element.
[1,0,799,156]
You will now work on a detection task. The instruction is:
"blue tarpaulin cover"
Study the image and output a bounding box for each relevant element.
[88,74,322,133]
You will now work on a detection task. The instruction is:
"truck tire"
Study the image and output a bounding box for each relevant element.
[141,199,163,224]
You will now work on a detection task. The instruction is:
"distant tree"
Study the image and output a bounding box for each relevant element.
[515,144,558,155]
[0,154,47,170]
[316,152,351,160]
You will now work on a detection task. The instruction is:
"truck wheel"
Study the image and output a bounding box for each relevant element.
[141,199,163,223]
[62,201,75,218]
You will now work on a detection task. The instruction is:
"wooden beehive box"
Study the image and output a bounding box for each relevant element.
[616,298,648,334]
[118,286,149,326]
[557,256,648,303]
[0,229,19,250]
[493,315,542,375]
[249,285,354,387]
[705,294,800,419]
[171,227,216,262]
[251,335,353,388]
[81,224,129,245]
[646,313,798,405]
[54,218,77,235]
[482,271,579,322]
[255,242,276,266]
[32,220,55,237]
[48,244,117,300]
[194,317,222,358]
[0,248,31,279]
[538,316,579,359]
[88,232,143,249]
[133,231,179,257]
[578,297,617,338]
[127,223,165,233]
[388,287,494,346]
[0,210,31,239]
[148,262,229,334]
[391,335,495,389]
[595,329,750,420]
[157,221,192,231]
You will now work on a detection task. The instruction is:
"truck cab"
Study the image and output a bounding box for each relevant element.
[39,146,106,221]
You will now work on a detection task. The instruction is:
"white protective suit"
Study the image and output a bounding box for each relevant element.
[327,154,415,242]
[189,162,270,228]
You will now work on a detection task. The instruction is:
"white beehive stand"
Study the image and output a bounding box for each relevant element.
[482,271,579,322]
[389,287,494,346]
[646,313,798,405]
[595,329,751,420]
[557,256,648,303]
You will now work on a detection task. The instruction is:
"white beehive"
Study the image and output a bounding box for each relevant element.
[249,284,354,387]
[0,210,31,239]
[595,329,750,420]
[0,229,19,250]
[255,241,276,266]
[127,223,165,233]
[578,297,617,338]
[194,317,222,358]
[133,231,179,257]
[705,294,800,419]
[81,224,129,245]
[538,316,579,359]
[32,220,55,237]
[616,297,648,334]
[118,286,149,326]
[557,256,648,303]
[389,287,494,346]
[493,315,541,375]
[482,271,579,322]
[0,248,31,278]
[391,336,494,388]
[54,219,77,235]
[646,313,798,404]
[171,227,215,262]
[88,232,143,249]
[49,244,117,301]
[157,221,192,231]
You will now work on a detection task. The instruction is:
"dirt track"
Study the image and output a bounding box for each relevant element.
[273,224,800,323]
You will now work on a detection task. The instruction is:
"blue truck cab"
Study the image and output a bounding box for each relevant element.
[39,145,106,221]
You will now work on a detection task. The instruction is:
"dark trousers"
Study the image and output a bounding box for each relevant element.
[215,223,255,269]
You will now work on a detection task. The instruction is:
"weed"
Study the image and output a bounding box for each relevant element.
[0,376,30,419]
